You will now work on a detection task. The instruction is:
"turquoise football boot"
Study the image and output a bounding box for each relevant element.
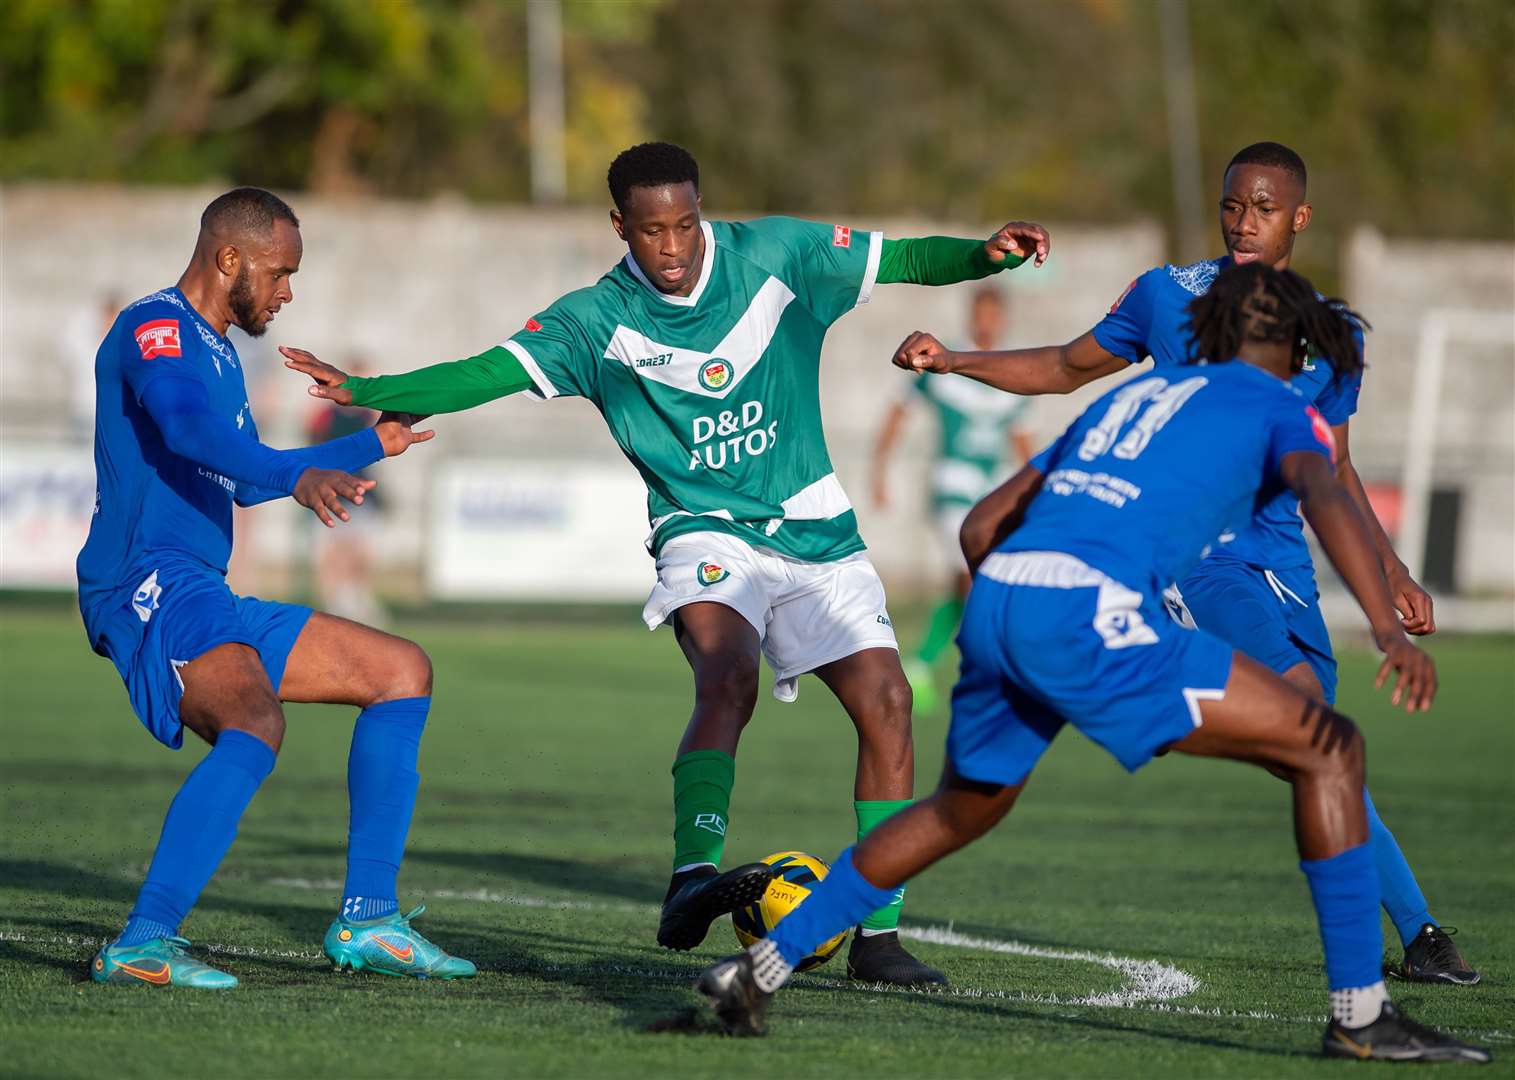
[91,936,238,989]
[323,905,477,979]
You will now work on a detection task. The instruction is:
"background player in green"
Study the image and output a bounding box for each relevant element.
[870,284,1034,711]
[284,142,1049,986]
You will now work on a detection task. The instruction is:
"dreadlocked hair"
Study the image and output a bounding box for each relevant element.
[1185,262,1367,384]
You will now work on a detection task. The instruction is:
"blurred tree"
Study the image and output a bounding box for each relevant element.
[640,0,1514,284]
[2,0,1510,284]
[0,0,656,200]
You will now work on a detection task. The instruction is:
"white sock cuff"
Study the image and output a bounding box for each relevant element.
[748,938,793,994]
[1330,980,1389,1028]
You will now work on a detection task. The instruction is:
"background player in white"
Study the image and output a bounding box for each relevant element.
[284,142,1050,986]
[870,284,1033,711]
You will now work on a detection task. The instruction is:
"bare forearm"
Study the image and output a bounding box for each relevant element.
[961,465,1044,571]
[945,335,1127,397]
[1337,460,1407,575]
[1300,480,1403,643]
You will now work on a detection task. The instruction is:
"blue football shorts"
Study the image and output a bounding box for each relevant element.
[88,560,312,748]
[1177,557,1337,704]
[948,551,1235,786]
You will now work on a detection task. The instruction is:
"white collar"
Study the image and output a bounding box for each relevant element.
[622,220,716,307]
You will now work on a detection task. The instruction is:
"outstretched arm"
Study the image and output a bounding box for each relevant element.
[877,220,1049,287]
[1331,420,1435,634]
[959,463,1046,573]
[282,345,537,413]
[892,329,1129,396]
[142,376,385,527]
[235,412,434,508]
[1282,449,1436,712]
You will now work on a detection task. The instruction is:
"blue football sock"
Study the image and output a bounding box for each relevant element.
[1363,786,1435,948]
[118,730,276,947]
[341,696,428,922]
[1300,840,1384,991]
[768,848,898,967]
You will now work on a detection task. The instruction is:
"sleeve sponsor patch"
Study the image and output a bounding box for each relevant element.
[134,318,182,360]
[524,317,543,332]
[1306,405,1338,463]
[1109,278,1138,313]
[832,225,851,248]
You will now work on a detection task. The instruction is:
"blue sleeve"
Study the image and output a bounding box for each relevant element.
[1266,398,1336,479]
[1090,268,1162,364]
[1312,325,1364,426]
[142,376,322,497]
[118,301,206,401]
[235,428,384,506]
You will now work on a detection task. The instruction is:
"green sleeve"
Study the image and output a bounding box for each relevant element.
[877,236,1028,286]
[342,345,536,414]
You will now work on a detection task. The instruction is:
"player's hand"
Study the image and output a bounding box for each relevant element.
[985,221,1051,268]
[293,467,375,528]
[893,331,955,373]
[1372,634,1437,713]
[280,346,354,406]
[374,412,435,457]
[1386,566,1436,635]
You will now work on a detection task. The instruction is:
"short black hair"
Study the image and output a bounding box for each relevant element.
[1225,142,1307,193]
[607,142,699,213]
[200,186,299,238]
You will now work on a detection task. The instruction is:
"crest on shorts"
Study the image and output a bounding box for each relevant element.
[697,562,730,587]
[698,359,732,392]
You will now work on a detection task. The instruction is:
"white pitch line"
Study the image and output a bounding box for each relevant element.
[898,924,1199,1006]
[3,928,1510,1045]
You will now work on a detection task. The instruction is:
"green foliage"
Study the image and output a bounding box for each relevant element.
[2,0,1510,277]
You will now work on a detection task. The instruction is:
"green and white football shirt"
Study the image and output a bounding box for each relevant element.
[910,370,1028,511]
[502,217,882,562]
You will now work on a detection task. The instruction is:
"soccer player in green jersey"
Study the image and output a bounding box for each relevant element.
[283,142,1048,986]
[870,285,1034,713]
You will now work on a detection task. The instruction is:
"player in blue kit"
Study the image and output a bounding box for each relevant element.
[78,188,474,988]
[883,142,1475,986]
[695,264,1489,1063]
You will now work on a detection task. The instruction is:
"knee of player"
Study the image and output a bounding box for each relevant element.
[695,654,760,715]
[223,695,286,753]
[383,639,433,700]
[1302,703,1364,780]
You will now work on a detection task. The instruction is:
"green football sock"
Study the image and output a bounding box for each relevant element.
[672,750,735,873]
[915,595,965,665]
[855,799,912,932]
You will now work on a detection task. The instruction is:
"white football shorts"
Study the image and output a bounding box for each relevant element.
[642,531,899,702]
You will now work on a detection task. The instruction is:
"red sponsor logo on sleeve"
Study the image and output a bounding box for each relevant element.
[1306,405,1338,464]
[1109,278,1138,313]
[134,318,182,360]
[832,225,851,248]
[524,317,543,332]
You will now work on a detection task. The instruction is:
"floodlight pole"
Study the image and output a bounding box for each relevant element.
[1159,0,1207,263]
[528,0,567,203]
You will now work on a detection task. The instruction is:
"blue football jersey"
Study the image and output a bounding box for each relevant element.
[1092,258,1361,570]
[1004,361,1335,594]
[76,288,256,635]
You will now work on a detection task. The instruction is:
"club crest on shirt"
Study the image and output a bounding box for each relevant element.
[134,319,182,360]
[698,359,733,392]
[697,562,730,586]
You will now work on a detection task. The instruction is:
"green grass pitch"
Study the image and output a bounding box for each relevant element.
[1,604,1511,1077]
